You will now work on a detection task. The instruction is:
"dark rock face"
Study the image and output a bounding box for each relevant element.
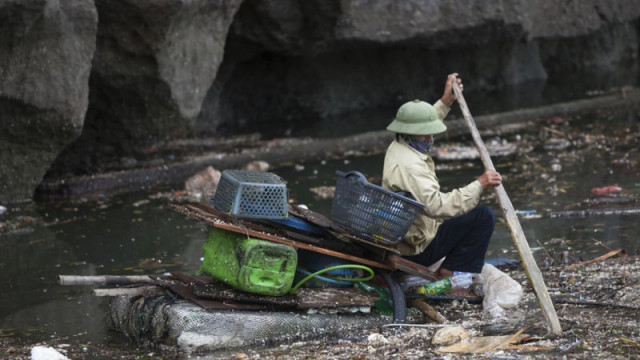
[2,0,640,202]
[47,0,244,177]
[0,0,97,203]
[198,0,640,137]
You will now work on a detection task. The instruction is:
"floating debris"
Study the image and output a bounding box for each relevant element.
[244,160,270,172]
[591,185,622,196]
[132,199,150,207]
[550,159,562,172]
[582,195,636,206]
[184,166,222,203]
[0,216,39,234]
[549,208,640,218]
[432,326,470,346]
[309,186,335,199]
[546,116,567,124]
[543,137,571,151]
[434,141,517,161]
[515,209,542,219]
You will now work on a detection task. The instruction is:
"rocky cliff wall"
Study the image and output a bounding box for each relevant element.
[1,0,639,203]
[0,0,96,204]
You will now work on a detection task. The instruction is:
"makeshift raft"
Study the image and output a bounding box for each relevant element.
[172,203,444,314]
[90,203,447,353]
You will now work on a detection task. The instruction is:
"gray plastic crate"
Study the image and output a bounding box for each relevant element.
[331,171,424,245]
[211,170,289,219]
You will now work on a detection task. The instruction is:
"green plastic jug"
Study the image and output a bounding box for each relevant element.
[200,227,298,296]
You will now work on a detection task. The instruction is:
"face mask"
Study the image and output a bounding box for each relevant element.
[408,136,435,154]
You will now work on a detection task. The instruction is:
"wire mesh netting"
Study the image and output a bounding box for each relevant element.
[108,294,389,353]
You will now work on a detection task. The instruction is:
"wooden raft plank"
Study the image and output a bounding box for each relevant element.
[387,254,437,282]
[295,287,379,309]
[193,282,379,309]
[168,284,268,311]
[171,204,394,270]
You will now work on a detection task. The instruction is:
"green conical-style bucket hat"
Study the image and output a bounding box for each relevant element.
[386,99,447,135]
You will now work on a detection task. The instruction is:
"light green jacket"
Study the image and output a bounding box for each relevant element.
[382,100,484,256]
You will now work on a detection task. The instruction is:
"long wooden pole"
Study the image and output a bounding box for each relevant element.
[452,81,562,335]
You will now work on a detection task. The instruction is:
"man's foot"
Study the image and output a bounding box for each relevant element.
[435,267,453,280]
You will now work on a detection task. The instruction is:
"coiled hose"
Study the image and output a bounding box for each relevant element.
[289,264,374,293]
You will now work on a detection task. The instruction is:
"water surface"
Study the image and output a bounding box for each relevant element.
[1,86,638,354]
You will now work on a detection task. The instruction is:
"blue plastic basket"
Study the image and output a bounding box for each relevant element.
[210,170,289,219]
[331,171,424,245]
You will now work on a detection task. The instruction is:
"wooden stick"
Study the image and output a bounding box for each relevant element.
[535,239,556,264]
[568,248,625,269]
[523,154,547,172]
[452,80,562,335]
[552,297,639,310]
[592,237,614,252]
[409,299,446,324]
[542,126,567,137]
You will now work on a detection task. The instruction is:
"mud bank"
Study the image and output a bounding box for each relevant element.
[35,88,640,200]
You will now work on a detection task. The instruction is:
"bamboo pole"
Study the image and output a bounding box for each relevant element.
[92,286,165,297]
[452,80,562,335]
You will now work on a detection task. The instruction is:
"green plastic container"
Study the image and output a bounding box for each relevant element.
[200,228,298,296]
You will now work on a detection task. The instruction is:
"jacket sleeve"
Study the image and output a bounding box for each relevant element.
[433,99,451,121]
[404,164,483,219]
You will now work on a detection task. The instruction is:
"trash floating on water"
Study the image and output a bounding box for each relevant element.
[244,160,270,172]
[309,186,335,199]
[515,209,542,219]
[550,158,562,172]
[582,195,635,206]
[549,207,640,218]
[434,141,517,160]
[543,138,571,151]
[591,185,622,196]
[132,199,150,207]
[0,205,6,216]
[546,116,565,124]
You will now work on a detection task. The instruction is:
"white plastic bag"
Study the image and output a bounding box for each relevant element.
[479,263,523,318]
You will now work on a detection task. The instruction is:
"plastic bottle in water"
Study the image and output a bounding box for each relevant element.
[414,271,473,296]
[398,274,431,290]
[355,281,393,316]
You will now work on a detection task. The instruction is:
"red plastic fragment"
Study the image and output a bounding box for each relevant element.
[590,186,622,196]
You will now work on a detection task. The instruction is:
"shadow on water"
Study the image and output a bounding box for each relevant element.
[0,81,639,354]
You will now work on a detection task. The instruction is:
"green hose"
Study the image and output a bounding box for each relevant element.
[289,264,375,293]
